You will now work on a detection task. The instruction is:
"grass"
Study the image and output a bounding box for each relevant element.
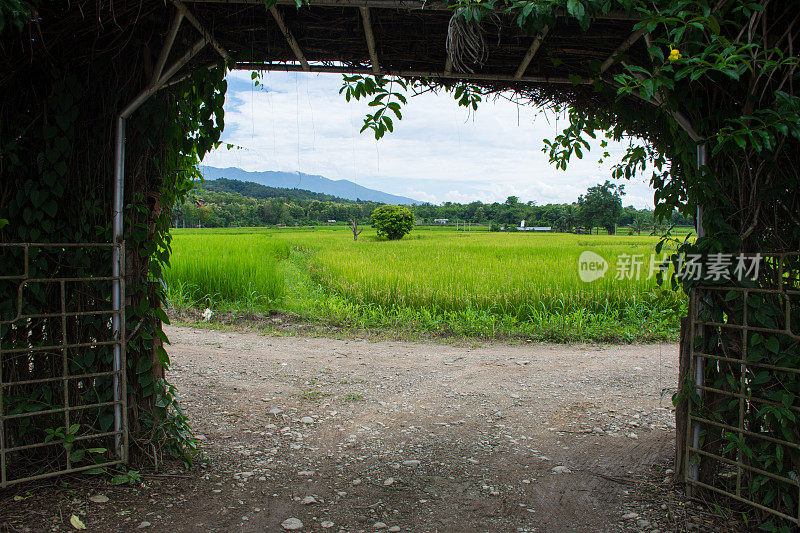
[164,232,289,311]
[165,226,687,343]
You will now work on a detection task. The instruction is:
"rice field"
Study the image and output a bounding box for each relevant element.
[164,231,289,309]
[165,227,687,342]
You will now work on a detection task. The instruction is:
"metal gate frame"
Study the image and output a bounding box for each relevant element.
[685,254,800,524]
[0,0,230,488]
[0,242,127,487]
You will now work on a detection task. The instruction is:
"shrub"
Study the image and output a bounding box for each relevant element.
[371,205,413,240]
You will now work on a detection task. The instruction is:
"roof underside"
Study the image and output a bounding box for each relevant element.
[179,0,645,87]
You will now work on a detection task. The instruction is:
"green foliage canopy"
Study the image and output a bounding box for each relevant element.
[371,205,414,240]
[577,180,625,234]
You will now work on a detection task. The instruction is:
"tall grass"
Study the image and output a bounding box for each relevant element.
[167,227,686,341]
[164,232,289,310]
[303,231,682,318]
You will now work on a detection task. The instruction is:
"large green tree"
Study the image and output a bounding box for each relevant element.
[577,181,625,234]
[371,205,414,240]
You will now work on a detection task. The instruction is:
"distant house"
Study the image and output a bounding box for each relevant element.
[517,220,552,231]
[434,218,449,224]
[327,219,336,223]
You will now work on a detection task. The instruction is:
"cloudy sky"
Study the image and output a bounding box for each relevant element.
[201,70,656,208]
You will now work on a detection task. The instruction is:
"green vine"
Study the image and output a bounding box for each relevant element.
[1,4,229,475]
[337,0,800,525]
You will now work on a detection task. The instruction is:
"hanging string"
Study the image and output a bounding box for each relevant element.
[295,72,301,188]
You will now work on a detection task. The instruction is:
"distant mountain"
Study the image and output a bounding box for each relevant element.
[199,178,360,204]
[199,166,419,205]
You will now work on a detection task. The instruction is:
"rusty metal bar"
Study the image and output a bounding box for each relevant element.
[2,310,116,321]
[1,400,122,421]
[689,414,800,450]
[61,280,71,471]
[688,288,701,486]
[1,370,123,388]
[0,242,128,488]
[3,430,124,454]
[0,321,5,488]
[0,460,125,487]
[694,383,800,414]
[684,255,800,521]
[0,340,119,357]
[688,478,800,524]
[689,446,800,487]
[736,288,748,497]
[693,351,800,375]
[694,285,800,296]
[0,243,122,247]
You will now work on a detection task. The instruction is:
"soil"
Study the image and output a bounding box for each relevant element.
[1,326,726,532]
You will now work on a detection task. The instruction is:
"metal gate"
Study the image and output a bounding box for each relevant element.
[684,254,800,524]
[0,242,127,487]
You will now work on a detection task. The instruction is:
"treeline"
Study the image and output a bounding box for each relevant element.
[174,189,379,228]
[173,178,692,233]
[199,178,352,203]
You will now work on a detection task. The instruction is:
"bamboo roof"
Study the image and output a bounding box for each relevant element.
[179,0,646,87]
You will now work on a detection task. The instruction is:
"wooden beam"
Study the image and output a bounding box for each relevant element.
[269,6,310,71]
[514,25,549,80]
[171,0,232,63]
[599,27,646,74]
[234,61,590,84]
[360,7,380,75]
[182,0,640,19]
[618,60,702,142]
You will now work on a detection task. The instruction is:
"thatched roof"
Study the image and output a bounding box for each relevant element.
[181,0,645,87]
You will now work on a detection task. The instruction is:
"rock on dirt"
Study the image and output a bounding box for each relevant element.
[282,517,304,530]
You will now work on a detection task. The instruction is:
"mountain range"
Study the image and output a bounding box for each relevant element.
[199,166,419,205]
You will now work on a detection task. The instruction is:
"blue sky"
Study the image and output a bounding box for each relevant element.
[201,71,656,208]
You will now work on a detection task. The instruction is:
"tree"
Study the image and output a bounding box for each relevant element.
[577,181,624,235]
[631,211,652,236]
[371,205,413,240]
[562,204,578,233]
[349,218,363,241]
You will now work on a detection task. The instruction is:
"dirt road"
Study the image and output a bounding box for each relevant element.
[162,326,679,532]
[1,327,685,532]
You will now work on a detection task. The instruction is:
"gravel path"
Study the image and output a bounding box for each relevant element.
[162,326,679,532]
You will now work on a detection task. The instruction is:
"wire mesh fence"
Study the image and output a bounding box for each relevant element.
[685,253,800,525]
[0,242,127,487]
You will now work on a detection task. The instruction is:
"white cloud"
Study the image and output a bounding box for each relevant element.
[202,71,656,208]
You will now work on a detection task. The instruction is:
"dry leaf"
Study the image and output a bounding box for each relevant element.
[70,514,87,530]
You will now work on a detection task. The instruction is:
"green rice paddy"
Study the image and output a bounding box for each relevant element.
[165,226,686,342]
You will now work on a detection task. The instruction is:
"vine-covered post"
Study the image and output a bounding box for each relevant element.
[689,143,707,487]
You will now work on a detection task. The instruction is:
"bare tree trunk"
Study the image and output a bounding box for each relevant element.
[350,219,363,241]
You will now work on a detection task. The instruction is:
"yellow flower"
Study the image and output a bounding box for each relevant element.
[668,47,682,61]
